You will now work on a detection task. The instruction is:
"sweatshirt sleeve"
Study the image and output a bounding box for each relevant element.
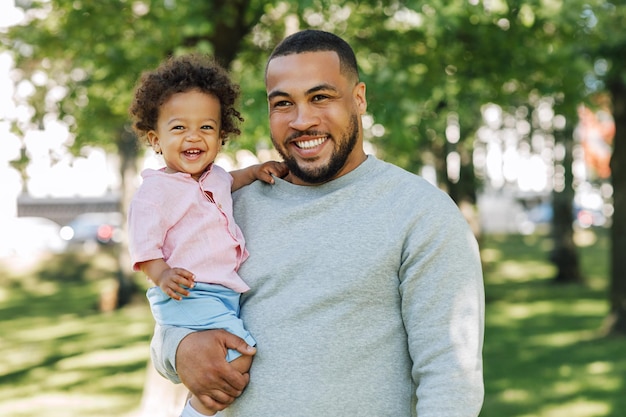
[150,324,195,384]
[399,192,485,416]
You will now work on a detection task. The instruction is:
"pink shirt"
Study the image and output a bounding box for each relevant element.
[128,164,250,293]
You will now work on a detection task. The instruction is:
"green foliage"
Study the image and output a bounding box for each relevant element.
[3,0,620,178]
[1,0,269,156]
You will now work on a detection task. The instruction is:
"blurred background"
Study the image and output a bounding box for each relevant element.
[0,1,624,416]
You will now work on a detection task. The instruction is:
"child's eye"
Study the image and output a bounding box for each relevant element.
[171,125,184,131]
[201,125,215,130]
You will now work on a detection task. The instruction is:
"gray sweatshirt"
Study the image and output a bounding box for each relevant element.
[151,155,485,416]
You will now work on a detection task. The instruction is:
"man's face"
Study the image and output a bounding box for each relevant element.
[266,51,367,185]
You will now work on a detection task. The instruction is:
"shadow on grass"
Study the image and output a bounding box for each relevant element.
[480,228,625,417]
[0,250,154,417]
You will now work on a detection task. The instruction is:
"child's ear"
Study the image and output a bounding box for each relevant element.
[147,131,161,154]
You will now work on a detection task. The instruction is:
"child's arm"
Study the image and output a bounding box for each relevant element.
[138,258,196,301]
[230,161,288,192]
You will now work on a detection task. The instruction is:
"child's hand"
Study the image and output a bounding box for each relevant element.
[254,161,288,184]
[157,267,196,300]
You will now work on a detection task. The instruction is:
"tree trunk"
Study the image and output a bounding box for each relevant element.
[444,138,481,240]
[180,0,262,68]
[105,129,140,310]
[551,128,583,284]
[605,78,626,335]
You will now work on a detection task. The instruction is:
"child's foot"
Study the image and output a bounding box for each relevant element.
[180,398,216,417]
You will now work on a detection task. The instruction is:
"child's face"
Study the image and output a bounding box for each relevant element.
[148,90,222,181]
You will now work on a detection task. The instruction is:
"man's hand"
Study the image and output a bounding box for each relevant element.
[176,329,256,411]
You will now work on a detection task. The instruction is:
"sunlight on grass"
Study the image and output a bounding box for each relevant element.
[527,330,597,347]
[0,287,8,303]
[480,248,502,263]
[587,361,612,375]
[57,343,148,370]
[496,259,556,282]
[573,228,598,247]
[0,343,48,375]
[539,400,610,417]
[1,393,137,417]
[500,388,530,403]
[14,317,91,342]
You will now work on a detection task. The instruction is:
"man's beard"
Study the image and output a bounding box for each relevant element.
[275,114,359,184]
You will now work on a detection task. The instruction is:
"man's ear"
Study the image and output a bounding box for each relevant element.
[354,82,367,115]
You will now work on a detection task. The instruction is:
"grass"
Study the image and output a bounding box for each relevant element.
[0,229,624,416]
[0,250,154,417]
[480,228,626,417]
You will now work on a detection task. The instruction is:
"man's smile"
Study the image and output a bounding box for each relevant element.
[294,137,328,149]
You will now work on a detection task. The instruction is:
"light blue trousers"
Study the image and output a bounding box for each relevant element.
[147,282,256,362]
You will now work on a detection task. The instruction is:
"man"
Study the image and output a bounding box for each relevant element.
[152,29,485,417]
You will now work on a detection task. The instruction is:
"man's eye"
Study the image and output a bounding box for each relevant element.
[312,95,328,102]
[274,100,291,108]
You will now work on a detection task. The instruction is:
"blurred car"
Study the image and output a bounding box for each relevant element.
[574,185,609,228]
[516,200,553,235]
[0,216,67,257]
[59,212,124,248]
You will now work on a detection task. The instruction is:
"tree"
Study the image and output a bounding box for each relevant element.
[581,1,626,335]
[1,0,270,307]
[3,1,624,332]
[346,1,589,284]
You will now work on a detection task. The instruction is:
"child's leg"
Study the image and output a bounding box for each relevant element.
[187,354,253,416]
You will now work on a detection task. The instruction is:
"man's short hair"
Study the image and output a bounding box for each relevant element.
[266,29,359,83]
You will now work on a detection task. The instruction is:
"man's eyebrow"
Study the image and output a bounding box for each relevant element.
[268,90,288,101]
[268,84,339,101]
[307,84,338,95]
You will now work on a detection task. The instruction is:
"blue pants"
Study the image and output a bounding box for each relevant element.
[147,282,256,362]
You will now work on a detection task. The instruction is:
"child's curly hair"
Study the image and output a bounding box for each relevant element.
[129,54,243,145]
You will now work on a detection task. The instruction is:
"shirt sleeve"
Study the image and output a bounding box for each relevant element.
[127,192,169,271]
[150,324,195,384]
[400,196,485,416]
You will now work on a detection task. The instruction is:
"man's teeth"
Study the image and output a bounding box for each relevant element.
[296,137,326,149]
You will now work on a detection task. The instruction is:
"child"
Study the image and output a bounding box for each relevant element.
[127,54,286,417]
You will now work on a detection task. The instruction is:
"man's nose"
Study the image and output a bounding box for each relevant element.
[289,105,320,131]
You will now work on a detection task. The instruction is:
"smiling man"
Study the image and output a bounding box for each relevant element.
[152,29,485,417]
[265,48,366,185]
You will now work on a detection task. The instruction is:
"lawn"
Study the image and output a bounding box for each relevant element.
[480,228,626,417]
[0,229,624,416]
[0,250,154,417]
